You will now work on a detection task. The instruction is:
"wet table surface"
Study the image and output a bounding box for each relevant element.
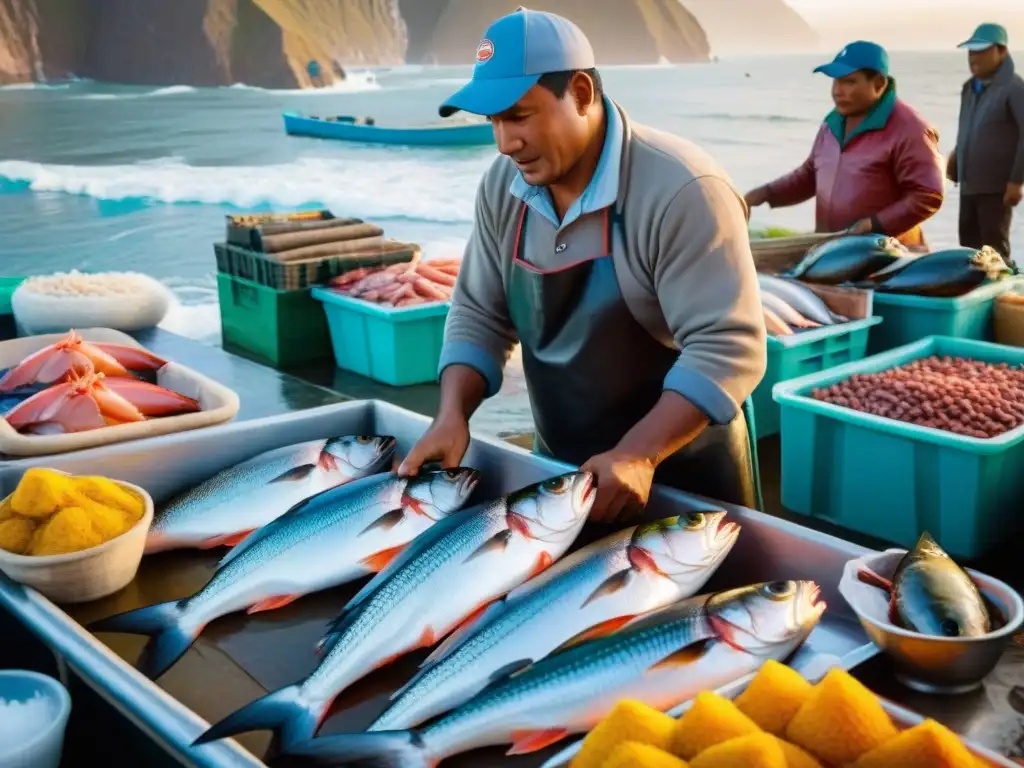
[5,323,1024,766]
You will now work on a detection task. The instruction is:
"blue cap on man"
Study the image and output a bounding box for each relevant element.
[813,41,890,78]
[439,7,595,118]
[958,23,1009,51]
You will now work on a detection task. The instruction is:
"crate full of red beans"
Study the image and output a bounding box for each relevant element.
[772,335,1024,560]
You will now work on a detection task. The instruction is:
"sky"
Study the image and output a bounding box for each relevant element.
[785,0,1024,51]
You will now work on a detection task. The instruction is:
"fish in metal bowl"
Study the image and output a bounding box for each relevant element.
[839,532,1023,694]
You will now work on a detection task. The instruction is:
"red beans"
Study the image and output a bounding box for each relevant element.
[810,356,1024,439]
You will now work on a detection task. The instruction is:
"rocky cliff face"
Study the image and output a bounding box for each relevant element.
[684,0,819,55]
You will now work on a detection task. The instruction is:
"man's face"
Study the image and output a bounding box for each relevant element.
[488,75,594,187]
[831,71,887,117]
[968,46,1006,79]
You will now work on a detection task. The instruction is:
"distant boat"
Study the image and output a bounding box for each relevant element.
[282,112,495,147]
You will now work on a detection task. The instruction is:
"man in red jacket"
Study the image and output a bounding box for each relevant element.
[745,42,945,249]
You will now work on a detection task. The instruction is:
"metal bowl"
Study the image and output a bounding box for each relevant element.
[839,550,1024,694]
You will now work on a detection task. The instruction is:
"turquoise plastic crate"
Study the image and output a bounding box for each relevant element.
[312,286,449,386]
[867,279,1021,355]
[773,335,1024,559]
[752,316,881,438]
[0,277,25,315]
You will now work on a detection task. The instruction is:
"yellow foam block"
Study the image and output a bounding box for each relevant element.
[774,737,823,768]
[73,476,145,521]
[690,733,787,768]
[571,700,677,768]
[0,517,37,555]
[670,692,762,760]
[29,506,103,556]
[602,742,690,768]
[735,660,813,736]
[11,468,74,518]
[786,668,898,766]
[0,496,14,522]
[852,719,985,768]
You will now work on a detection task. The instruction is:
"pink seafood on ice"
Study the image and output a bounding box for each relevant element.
[5,371,200,434]
[0,330,168,392]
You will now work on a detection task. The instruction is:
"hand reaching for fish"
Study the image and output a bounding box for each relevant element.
[397,411,470,476]
[580,450,655,525]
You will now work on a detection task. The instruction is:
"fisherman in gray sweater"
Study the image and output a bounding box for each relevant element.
[948,23,1024,260]
[399,8,766,521]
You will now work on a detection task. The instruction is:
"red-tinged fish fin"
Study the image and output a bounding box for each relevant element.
[318,451,338,471]
[269,464,316,484]
[400,493,427,517]
[581,569,633,608]
[199,530,255,549]
[649,639,711,672]
[506,729,570,755]
[246,594,301,614]
[358,508,405,537]
[857,567,893,593]
[360,544,407,572]
[529,551,554,580]
[463,529,512,564]
[507,510,532,538]
[419,626,437,648]
[550,615,638,655]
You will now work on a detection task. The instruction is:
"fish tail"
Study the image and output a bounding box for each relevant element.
[193,684,325,751]
[88,601,195,680]
[270,730,430,768]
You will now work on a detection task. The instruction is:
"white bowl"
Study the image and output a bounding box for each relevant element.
[840,550,1024,694]
[0,471,154,604]
[0,670,72,768]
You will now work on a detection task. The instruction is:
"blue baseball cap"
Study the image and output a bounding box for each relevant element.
[439,7,595,118]
[813,41,890,78]
[958,23,1008,51]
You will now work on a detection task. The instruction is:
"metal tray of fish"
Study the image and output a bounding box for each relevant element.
[0,400,879,768]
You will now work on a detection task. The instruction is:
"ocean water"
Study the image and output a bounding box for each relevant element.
[0,52,1020,435]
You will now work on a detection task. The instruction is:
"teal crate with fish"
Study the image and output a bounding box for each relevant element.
[773,335,1024,559]
[867,279,1022,355]
[0,277,25,315]
[217,273,333,368]
[312,286,448,386]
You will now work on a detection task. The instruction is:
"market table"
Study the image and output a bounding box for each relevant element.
[0,326,1020,766]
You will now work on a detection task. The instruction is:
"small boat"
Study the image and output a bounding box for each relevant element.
[282,112,495,147]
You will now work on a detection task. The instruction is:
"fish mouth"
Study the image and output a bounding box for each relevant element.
[715,521,741,548]
[460,471,481,496]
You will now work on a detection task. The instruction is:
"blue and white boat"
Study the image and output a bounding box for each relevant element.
[282,112,495,147]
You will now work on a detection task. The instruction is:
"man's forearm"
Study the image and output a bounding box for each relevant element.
[437,364,489,422]
[615,390,711,467]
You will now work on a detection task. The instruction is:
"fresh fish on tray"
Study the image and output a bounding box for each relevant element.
[370,511,741,731]
[757,273,847,325]
[760,291,819,329]
[861,246,1017,298]
[269,580,826,767]
[146,435,397,553]
[90,467,480,680]
[194,471,597,750]
[784,234,909,285]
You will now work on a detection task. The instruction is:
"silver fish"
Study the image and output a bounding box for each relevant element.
[90,468,479,681]
[760,291,819,329]
[371,511,741,731]
[269,580,826,767]
[758,273,846,325]
[194,471,597,750]
[146,435,396,553]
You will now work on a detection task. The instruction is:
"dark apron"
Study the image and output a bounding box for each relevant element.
[504,202,755,509]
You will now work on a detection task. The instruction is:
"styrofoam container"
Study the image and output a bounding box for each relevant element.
[0,670,72,768]
[0,470,154,603]
[0,328,240,457]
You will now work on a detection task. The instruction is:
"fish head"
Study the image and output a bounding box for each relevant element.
[323,435,397,476]
[706,580,826,658]
[505,471,596,541]
[627,511,740,583]
[969,246,1013,281]
[403,467,480,520]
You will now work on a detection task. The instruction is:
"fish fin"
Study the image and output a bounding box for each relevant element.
[506,729,570,756]
[200,529,255,550]
[193,683,324,752]
[92,342,167,371]
[487,659,533,685]
[463,529,513,564]
[270,731,429,768]
[550,615,639,655]
[370,628,436,674]
[529,551,554,580]
[247,594,302,614]
[360,544,407,573]
[581,569,634,608]
[857,567,893,592]
[649,638,711,672]
[417,599,503,671]
[88,600,197,681]
[270,464,317,484]
[358,508,405,536]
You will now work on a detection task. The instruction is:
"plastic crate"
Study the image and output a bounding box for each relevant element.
[0,277,24,315]
[217,273,333,368]
[752,316,881,438]
[867,280,1021,355]
[773,335,1024,559]
[312,286,448,386]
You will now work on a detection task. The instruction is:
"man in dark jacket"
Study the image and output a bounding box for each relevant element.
[949,23,1024,260]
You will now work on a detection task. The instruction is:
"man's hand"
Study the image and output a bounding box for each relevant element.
[579,450,656,525]
[946,152,958,184]
[743,186,770,213]
[1006,182,1023,208]
[397,413,470,476]
[847,218,873,235]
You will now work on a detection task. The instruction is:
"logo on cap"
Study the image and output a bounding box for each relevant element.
[476,39,494,63]
[839,47,848,57]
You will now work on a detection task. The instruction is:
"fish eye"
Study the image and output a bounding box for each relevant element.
[940,619,962,637]
[443,469,461,479]
[542,476,570,494]
[761,581,796,600]
[355,436,374,444]
[684,512,706,530]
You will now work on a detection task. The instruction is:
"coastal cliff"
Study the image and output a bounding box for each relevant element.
[684,0,819,55]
